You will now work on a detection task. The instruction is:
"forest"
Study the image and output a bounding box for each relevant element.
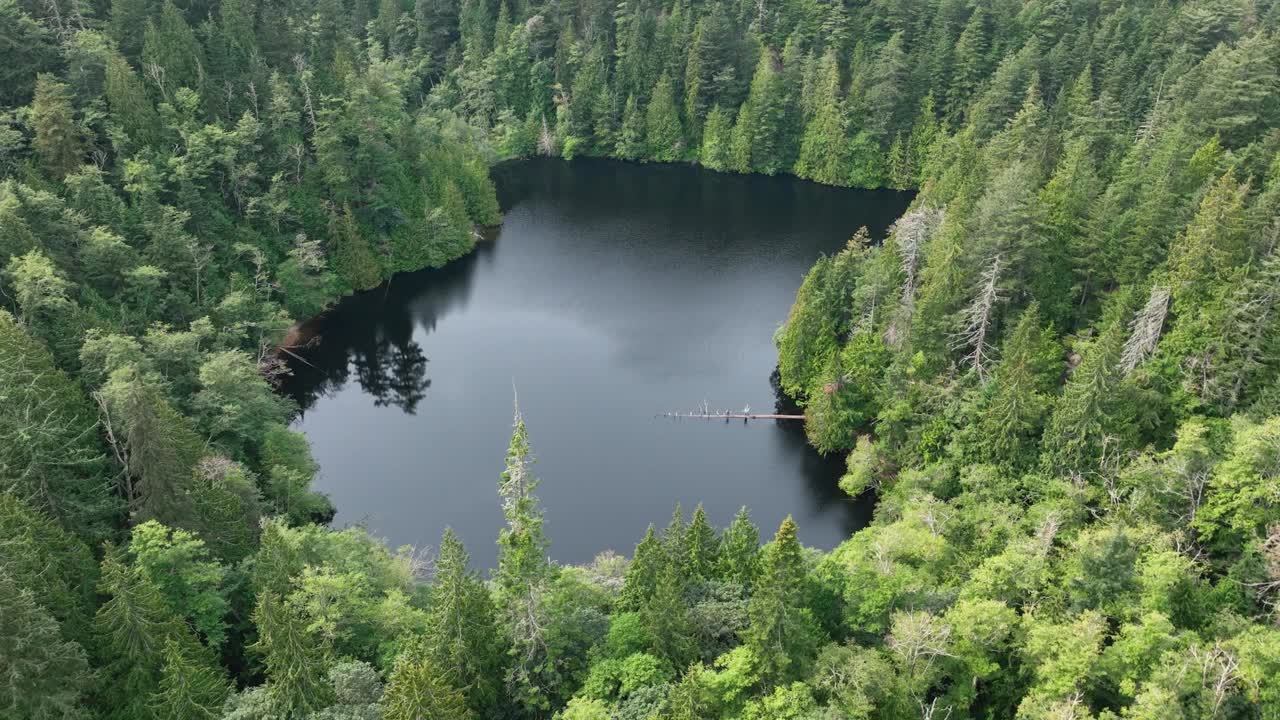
[1,0,1279,717]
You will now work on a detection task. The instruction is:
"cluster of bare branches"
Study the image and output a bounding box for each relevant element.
[1119,284,1170,375]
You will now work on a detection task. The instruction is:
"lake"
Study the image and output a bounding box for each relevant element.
[283,158,912,567]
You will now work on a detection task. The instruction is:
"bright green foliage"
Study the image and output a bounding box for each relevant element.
[558,696,611,720]
[1196,416,1280,546]
[4,0,1280,718]
[193,350,291,460]
[127,521,230,649]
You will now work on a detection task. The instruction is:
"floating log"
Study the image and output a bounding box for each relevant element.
[662,412,804,421]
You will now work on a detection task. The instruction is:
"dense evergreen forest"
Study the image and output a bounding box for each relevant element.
[2,0,1280,716]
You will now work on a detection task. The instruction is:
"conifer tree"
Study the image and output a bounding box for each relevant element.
[0,494,97,644]
[684,503,720,579]
[382,644,473,720]
[794,49,849,186]
[743,516,808,685]
[140,1,206,93]
[862,32,909,144]
[1040,323,1126,478]
[424,528,502,716]
[29,74,84,179]
[109,0,155,59]
[104,53,160,150]
[945,7,992,112]
[252,590,333,717]
[148,638,230,720]
[616,94,645,160]
[1038,137,1100,327]
[0,570,92,720]
[1167,171,1251,308]
[645,73,684,162]
[95,546,206,719]
[974,303,1062,470]
[0,311,115,540]
[496,399,552,711]
[621,524,664,610]
[699,104,733,171]
[717,506,760,587]
[662,503,688,562]
[95,366,204,527]
[736,51,788,174]
[496,400,550,597]
[329,209,384,292]
[641,551,696,667]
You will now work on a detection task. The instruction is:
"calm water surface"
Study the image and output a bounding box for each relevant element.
[284,158,911,567]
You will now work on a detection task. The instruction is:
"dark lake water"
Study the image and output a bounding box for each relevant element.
[283,158,912,567]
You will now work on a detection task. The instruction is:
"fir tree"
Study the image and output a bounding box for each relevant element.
[382,644,473,720]
[0,570,93,720]
[252,590,333,717]
[717,506,760,587]
[975,303,1062,470]
[743,516,809,686]
[29,74,84,179]
[621,524,664,611]
[94,546,205,719]
[641,551,696,667]
[148,638,230,720]
[794,49,849,186]
[684,503,720,580]
[424,529,502,716]
[616,94,645,160]
[1040,323,1126,478]
[495,399,552,712]
[645,73,684,162]
[699,104,733,171]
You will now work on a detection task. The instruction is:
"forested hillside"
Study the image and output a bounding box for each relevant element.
[2,0,1280,717]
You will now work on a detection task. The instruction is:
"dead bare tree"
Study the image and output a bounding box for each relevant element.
[293,55,318,134]
[885,206,944,348]
[952,254,1005,380]
[537,115,556,156]
[145,63,169,102]
[1119,284,1170,375]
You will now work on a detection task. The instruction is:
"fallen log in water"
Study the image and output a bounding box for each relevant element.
[662,412,804,421]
